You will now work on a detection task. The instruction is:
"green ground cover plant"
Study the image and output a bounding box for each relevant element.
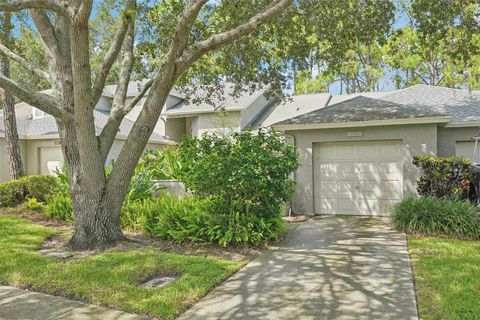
[141,195,286,247]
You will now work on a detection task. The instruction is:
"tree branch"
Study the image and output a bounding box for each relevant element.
[0,0,69,16]
[0,74,63,117]
[99,79,153,161]
[170,0,208,58]
[176,0,292,73]
[30,9,61,58]
[91,0,136,107]
[0,42,50,80]
[124,79,153,114]
[98,22,137,162]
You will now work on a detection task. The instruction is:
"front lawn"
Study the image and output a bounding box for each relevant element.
[409,236,480,320]
[0,215,244,319]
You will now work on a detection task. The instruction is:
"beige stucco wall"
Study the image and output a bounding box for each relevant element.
[0,138,28,183]
[165,117,186,141]
[285,123,438,214]
[437,126,479,157]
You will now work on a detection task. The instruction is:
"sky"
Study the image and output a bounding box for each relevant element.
[328,6,410,95]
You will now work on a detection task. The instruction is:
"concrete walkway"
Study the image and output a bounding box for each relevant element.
[179,216,418,320]
[0,286,147,320]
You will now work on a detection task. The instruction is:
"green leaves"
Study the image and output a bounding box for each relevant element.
[177,128,299,218]
[139,195,287,247]
[413,155,471,199]
[391,196,480,239]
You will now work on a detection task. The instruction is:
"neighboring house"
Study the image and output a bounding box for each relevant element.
[0,103,174,182]
[0,82,272,182]
[272,84,480,217]
[104,82,272,141]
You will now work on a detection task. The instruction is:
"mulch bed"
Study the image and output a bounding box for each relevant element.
[282,213,312,223]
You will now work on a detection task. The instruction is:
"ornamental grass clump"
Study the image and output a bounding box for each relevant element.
[391,196,480,239]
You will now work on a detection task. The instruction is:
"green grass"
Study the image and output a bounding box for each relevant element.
[0,215,244,319]
[409,236,480,320]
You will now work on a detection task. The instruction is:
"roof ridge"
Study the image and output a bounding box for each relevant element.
[382,84,480,98]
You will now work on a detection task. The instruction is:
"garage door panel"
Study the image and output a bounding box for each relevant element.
[316,161,337,178]
[358,180,402,197]
[337,181,356,197]
[337,144,356,159]
[377,161,402,173]
[317,198,336,214]
[356,199,380,215]
[357,171,402,181]
[357,144,377,158]
[314,140,403,216]
[337,198,356,214]
[315,145,337,160]
[338,161,356,178]
[378,142,402,157]
[317,180,337,192]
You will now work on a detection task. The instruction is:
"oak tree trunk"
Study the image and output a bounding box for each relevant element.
[0,10,24,180]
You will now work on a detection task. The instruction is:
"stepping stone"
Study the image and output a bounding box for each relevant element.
[39,250,73,259]
[140,277,177,289]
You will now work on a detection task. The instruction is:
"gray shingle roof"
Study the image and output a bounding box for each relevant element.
[0,110,173,143]
[274,95,447,126]
[250,93,332,129]
[380,84,480,122]
[103,80,185,99]
[163,83,267,115]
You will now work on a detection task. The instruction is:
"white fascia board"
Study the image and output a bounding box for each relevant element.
[163,107,244,118]
[272,116,451,131]
[444,121,480,128]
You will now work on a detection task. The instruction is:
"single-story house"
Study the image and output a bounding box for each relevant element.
[272,84,480,216]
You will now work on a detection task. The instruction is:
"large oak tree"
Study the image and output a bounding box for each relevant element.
[0,0,292,250]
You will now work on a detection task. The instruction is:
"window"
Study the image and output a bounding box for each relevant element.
[32,108,45,119]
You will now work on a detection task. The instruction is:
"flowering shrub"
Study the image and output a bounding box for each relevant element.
[413,155,471,199]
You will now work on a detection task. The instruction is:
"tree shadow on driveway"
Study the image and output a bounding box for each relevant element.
[179,215,418,320]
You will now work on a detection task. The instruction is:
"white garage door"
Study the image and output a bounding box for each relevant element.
[314,140,403,216]
[38,147,64,175]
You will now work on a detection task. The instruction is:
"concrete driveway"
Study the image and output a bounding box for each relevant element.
[179,215,418,320]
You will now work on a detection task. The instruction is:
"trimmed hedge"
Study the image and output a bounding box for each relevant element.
[391,196,480,239]
[0,175,60,207]
[413,155,471,199]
